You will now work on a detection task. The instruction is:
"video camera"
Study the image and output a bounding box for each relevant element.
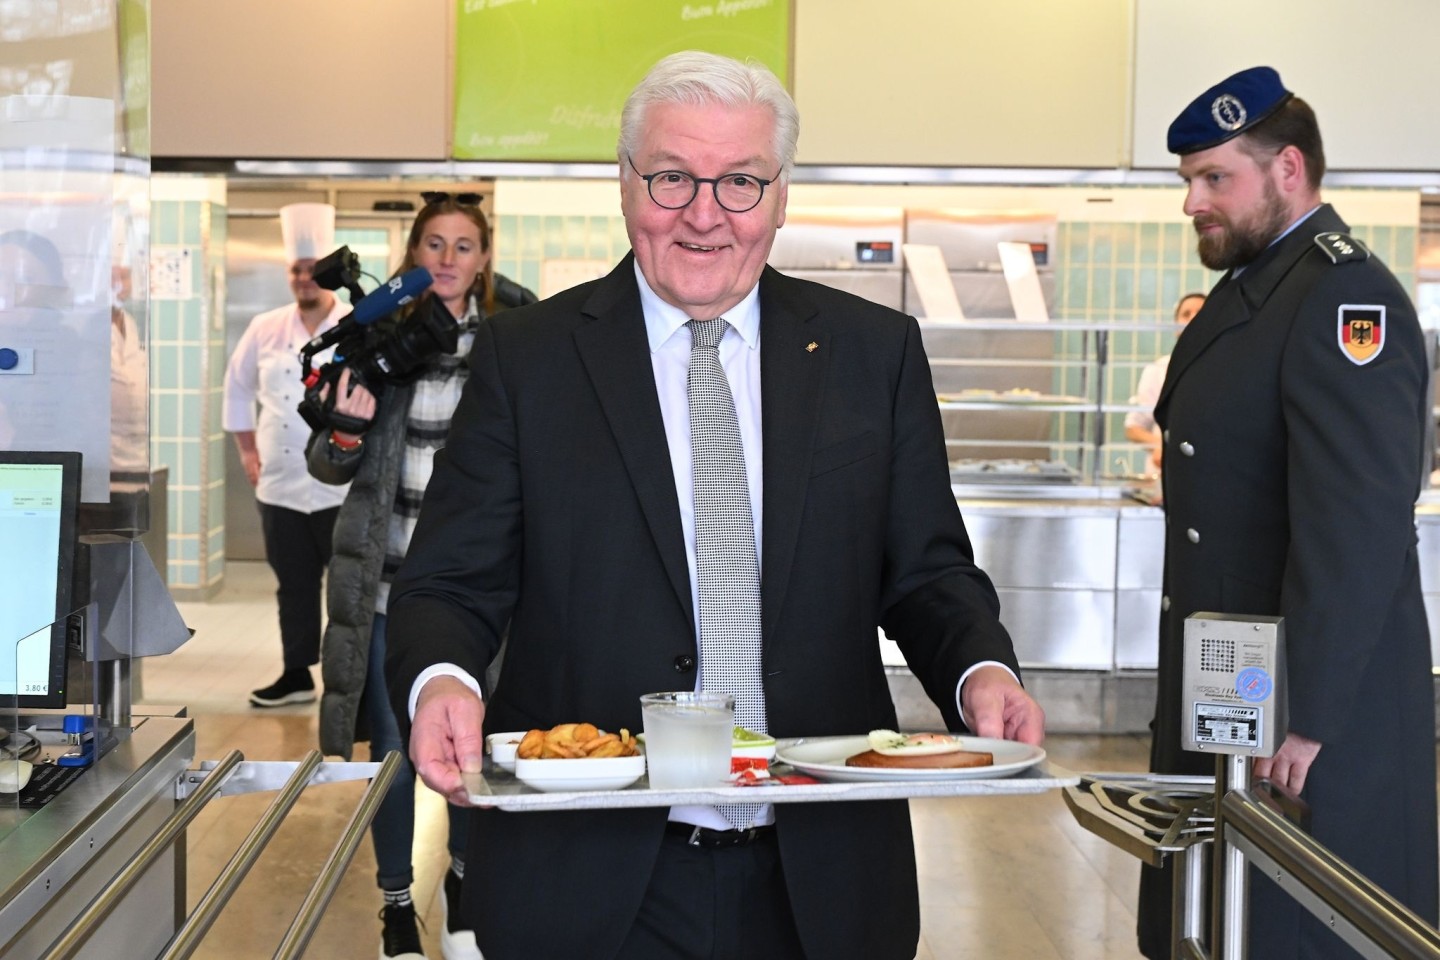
[296,246,457,434]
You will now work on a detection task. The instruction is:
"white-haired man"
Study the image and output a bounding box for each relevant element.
[386,51,1044,960]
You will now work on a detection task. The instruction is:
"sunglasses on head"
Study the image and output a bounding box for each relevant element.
[421,191,482,206]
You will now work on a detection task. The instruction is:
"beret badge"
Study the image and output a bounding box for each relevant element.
[1210,94,1248,133]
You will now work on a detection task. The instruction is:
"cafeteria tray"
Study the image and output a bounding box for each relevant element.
[463,760,1078,811]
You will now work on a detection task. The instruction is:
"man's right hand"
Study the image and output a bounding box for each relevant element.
[240,449,261,487]
[411,675,486,807]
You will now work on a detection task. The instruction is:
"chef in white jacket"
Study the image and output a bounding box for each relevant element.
[223,203,349,707]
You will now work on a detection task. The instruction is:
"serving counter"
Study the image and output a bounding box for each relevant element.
[884,485,1440,734]
[0,715,195,959]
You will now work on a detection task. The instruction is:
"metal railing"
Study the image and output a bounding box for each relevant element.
[38,750,402,960]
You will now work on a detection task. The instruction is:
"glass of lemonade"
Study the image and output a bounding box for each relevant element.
[639,691,734,789]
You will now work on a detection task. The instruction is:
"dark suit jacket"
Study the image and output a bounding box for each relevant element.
[1137,205,1438,959]
[386,256,1022,960]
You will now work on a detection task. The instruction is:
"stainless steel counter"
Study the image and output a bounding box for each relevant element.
[957,486,1163,671]
[0,715,195,959]
[957,488,1440,673]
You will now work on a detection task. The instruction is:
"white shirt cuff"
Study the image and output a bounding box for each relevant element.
[954,660,1019,731]
[408,663,484,720]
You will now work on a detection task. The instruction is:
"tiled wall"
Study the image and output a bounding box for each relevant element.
[1055,214,1419,475]
[493,213,632,296]
[150,176,227,596]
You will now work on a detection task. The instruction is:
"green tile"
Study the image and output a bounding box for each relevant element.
[153,202,179,245]
[178,440,199,486]
[587,217,611,259]
[182,395,201,440]
[154,393,178,440]
[168,559,199,588]
[1163,223,1186,263]
[521,261,540,293]
[1161,271,1182,312]
[182,299,203,342]
[182,202,202,245]
[154,348,180,389]
[1091,226,1113,266]
[1090,272,1112,311]
[542,216,564,259]
[521,216,543,258]
[1066,223,1090,265]
[1139,223,1160,265]
[1114,270,1135,311]
[563,216,586,258]
[177,536,199,562]
[1393,226,1416,273]
[1064,272,1088,312]
[1137,268,1159,312]
[1114,225,1136,265]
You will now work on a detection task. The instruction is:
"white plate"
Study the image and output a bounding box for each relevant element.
[486,731,526,773]
[775,736,1045,782]
[513,754,645,792]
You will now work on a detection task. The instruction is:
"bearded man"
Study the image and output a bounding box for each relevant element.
[1136,66,1438,960]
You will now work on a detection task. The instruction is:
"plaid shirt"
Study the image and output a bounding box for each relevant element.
[375,298,481,613]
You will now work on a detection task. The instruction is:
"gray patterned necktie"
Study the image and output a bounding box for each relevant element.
[687,318,766,829]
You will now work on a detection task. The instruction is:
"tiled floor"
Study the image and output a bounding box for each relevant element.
[145,561,1151,960]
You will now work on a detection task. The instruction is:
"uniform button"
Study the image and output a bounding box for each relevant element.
[1186,528,1200,544]
[1179,441,1194,457]
[1163,429,1170,443]
[1161,595,1171,611]
[673,655,696,674]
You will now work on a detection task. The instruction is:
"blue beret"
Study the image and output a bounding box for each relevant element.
[1167,66,1293,155]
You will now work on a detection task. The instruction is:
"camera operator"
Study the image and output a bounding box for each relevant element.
[306,193,531,960]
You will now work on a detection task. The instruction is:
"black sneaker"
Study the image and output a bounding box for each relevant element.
[379,901,426,960]
[248,669,316,708]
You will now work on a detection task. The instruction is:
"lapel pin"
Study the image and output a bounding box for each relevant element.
[806,341,818,353]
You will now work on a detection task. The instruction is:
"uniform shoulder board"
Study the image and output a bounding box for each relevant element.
[1313,231,1370,264]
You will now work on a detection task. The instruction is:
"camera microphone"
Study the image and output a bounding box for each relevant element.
[350,267,434,326]
[302,267,435,358]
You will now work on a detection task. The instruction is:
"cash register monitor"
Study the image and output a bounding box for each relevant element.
[0,451,79,709]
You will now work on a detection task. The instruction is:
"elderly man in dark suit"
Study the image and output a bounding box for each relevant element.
[1139,66,1438,960]
[385,50,1044,960]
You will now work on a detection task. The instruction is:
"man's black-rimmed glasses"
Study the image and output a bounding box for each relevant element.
[626,156,777,214]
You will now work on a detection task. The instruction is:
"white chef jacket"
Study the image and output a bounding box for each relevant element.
[222,300,350,512]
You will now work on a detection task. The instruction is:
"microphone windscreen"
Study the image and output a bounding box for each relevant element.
[351,267,434,325]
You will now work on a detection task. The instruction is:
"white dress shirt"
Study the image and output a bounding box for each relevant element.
[222,300,350,512]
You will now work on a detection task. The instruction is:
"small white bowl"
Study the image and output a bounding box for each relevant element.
[732,743,777,762]
[487,731,526,773]
[513,754,646,792]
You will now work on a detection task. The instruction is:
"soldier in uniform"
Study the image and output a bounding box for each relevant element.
[1138,66,1439,959]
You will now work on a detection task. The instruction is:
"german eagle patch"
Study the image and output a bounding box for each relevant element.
[1314,232,1370,264]
[1338,304,1385,365]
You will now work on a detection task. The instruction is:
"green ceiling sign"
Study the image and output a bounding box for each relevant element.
[453,0,791,161]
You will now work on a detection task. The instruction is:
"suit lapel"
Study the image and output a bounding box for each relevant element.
[758,268,825,643]
[573,256,693,625]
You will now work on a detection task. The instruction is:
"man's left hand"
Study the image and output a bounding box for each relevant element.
[960,665,1045,745]
[1253,732,1322,794]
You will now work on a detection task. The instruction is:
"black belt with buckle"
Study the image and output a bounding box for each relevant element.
[665,821,776,848]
